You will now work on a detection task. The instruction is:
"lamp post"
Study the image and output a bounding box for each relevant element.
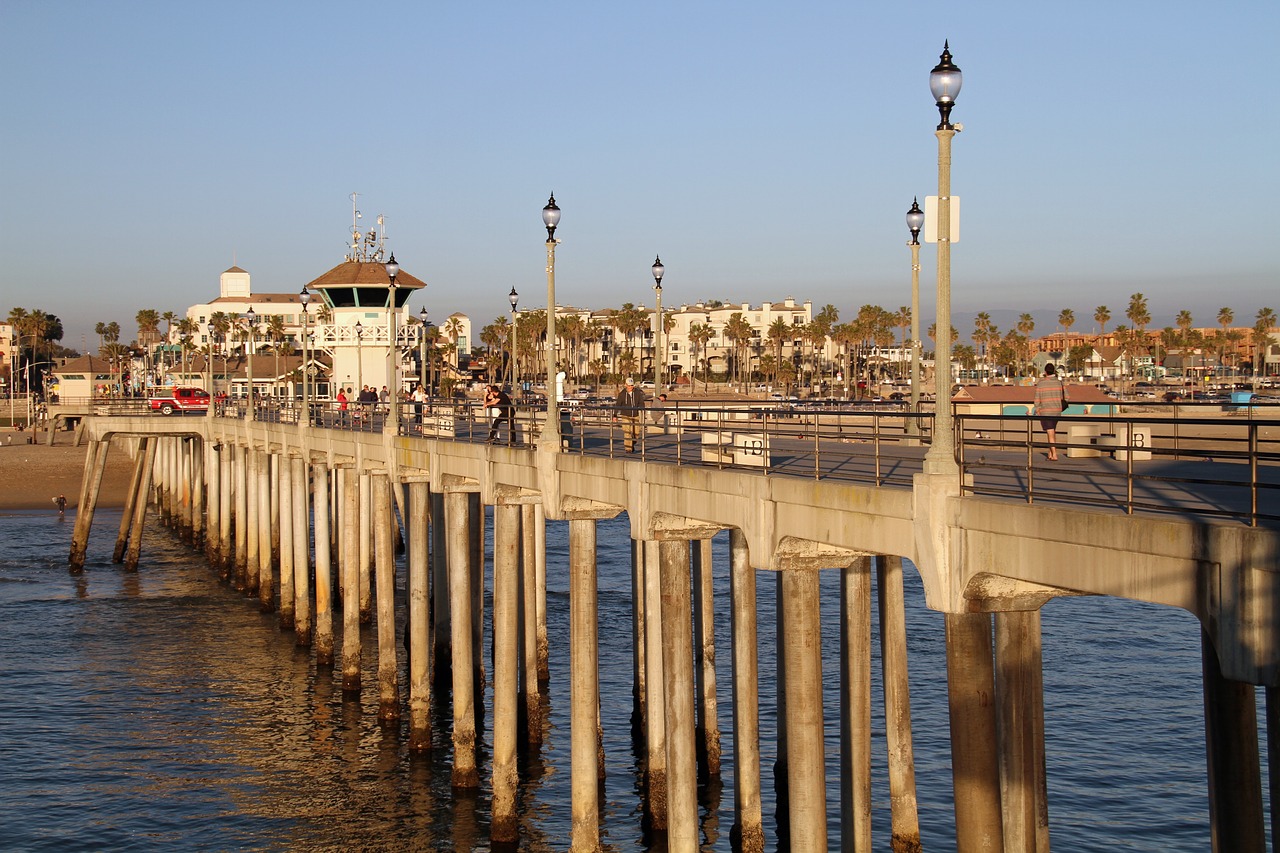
[923,41,961,474]
[354,320,364,403]
[419,306,429,392]
[906,198,925,438]
[651,256,664,391]
[299,287,312,425]
[245,308,257,421]
[508,287,519,393]
[541,194,561,451]
[385,253,400,435]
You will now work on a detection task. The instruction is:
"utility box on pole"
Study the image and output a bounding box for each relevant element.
[924,196,961,244]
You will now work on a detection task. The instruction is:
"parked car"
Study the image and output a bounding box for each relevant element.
[149,387,210,415]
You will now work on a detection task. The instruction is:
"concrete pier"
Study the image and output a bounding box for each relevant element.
[446,488,478,789]
[406,479,432,751]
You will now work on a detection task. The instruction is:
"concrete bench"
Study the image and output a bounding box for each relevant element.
[1097,426,1151,461]
[1066,423,1102,458]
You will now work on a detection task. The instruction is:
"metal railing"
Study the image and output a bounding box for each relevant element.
[85,395,1279,527]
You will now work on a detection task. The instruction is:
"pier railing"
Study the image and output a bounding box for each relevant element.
[99,395,1280,526]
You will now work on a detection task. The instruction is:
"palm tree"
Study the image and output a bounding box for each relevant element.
[1094,306,1111,336]
[135,309,161,348]
[688,323,713,393]
[1058,308,1075,338]
[443,316,464,371]
[161,311,178,369]
[1017,313,1036,375]
[767,317,788,380]
[1176,310,1194,347]
[176,317,198,382]
[724,313,753,391]
[972,312,992,380]
[1254,307,1277,379]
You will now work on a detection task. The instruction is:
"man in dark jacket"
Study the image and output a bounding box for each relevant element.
[615,377,646,453]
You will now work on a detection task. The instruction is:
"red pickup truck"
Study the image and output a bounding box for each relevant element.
[150,387,211,415]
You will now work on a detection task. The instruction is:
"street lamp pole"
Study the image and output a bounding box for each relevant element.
[906,198,925,438]
[541,194,561,452]
[651,256,664,390]
[245,308,257,422]
[300,287,312,425]
[355,321,364,403]
[419,306,429,392]
[508,287,519,393]
[385,253,400,435]
[922,41,962,474]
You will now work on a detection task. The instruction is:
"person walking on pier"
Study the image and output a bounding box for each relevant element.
[616,377,646,453]
[1034,363,1068,461]
[484,384,515,444]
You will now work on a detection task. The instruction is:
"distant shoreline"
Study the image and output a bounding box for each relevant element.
[0,432,135,510]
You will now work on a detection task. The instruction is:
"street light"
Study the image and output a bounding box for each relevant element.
[385,252,400,435]
[905,197,925,438]
[508,287,519,393]
[299,287,312,426]
[923,41,961,474]
[419,306,429,392]
[651,256,664,391]
[354,320,364,403]
[541,194,561,451]
[245,307,257,421]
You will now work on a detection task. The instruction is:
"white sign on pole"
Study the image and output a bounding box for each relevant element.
[923,195,960,244]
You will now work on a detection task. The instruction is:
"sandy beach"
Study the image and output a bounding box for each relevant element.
[0,431,137,510]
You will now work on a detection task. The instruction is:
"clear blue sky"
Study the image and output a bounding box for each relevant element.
[2,0,1276,351]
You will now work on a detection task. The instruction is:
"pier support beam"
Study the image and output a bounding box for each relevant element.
[341,466,362,691]
[1202,629,1265,853]
[660,538,698,852]
[69,439,110,574]
[643,539,668,830]
[257,450,273,610]
[234,445,248,588]
[291,456,311,646]
[112,437,151,563]
[729,528,764,853]
[246,449,260,594]
[205,442,221,568]
[521,502,543,745]
[781,567,827,852]
[945,612,1004,852]
[278,455,295,630]
[359,472,373,623]
[840,557,872,851]
[446,488,479,789]
[123,438,157,572]
[431,490,451,690]
[567,513,609,851]
[995,609,1049,853]
[692,537,722,779]
[535,502,550,684]
[313,462,335,666]
[491,501,522,844]
[218,445,232,579]
[878,556,922,853]
[373,471,400,725]
[406,478,433,752]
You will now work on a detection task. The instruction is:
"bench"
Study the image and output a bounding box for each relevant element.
[699,430,770,467]
[1097,426,1151,461]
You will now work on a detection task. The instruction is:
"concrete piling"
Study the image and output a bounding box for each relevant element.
[692,538,722,779]
[568,516,602,851]
[491,501,522,843]
[660,538,698,852]
[278,455,295,629]
[112,437,151,563]
[877,556,921,853]
[643,539,668,829]
[840,557,872,851]
[728,528,764,853]
[446,489,479,789]
[123,437,157,573]
[1201,628,1265,852]
[945,612,1004,852]
[521,502,542,744]
[373,472,400,725]
[341,467,362,691]
[781,567,827,852]
[291,456,311,646]
[312,463,335,667]
[406,479,432,751]
[69,439,110,574]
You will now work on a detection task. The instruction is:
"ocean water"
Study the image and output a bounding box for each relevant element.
[0,507,1260,851]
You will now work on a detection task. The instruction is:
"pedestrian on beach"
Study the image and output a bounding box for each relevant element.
[54,494,67,514]
[484,384,515,444]
[1033,364,1069,461]
[615,377,646,453]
